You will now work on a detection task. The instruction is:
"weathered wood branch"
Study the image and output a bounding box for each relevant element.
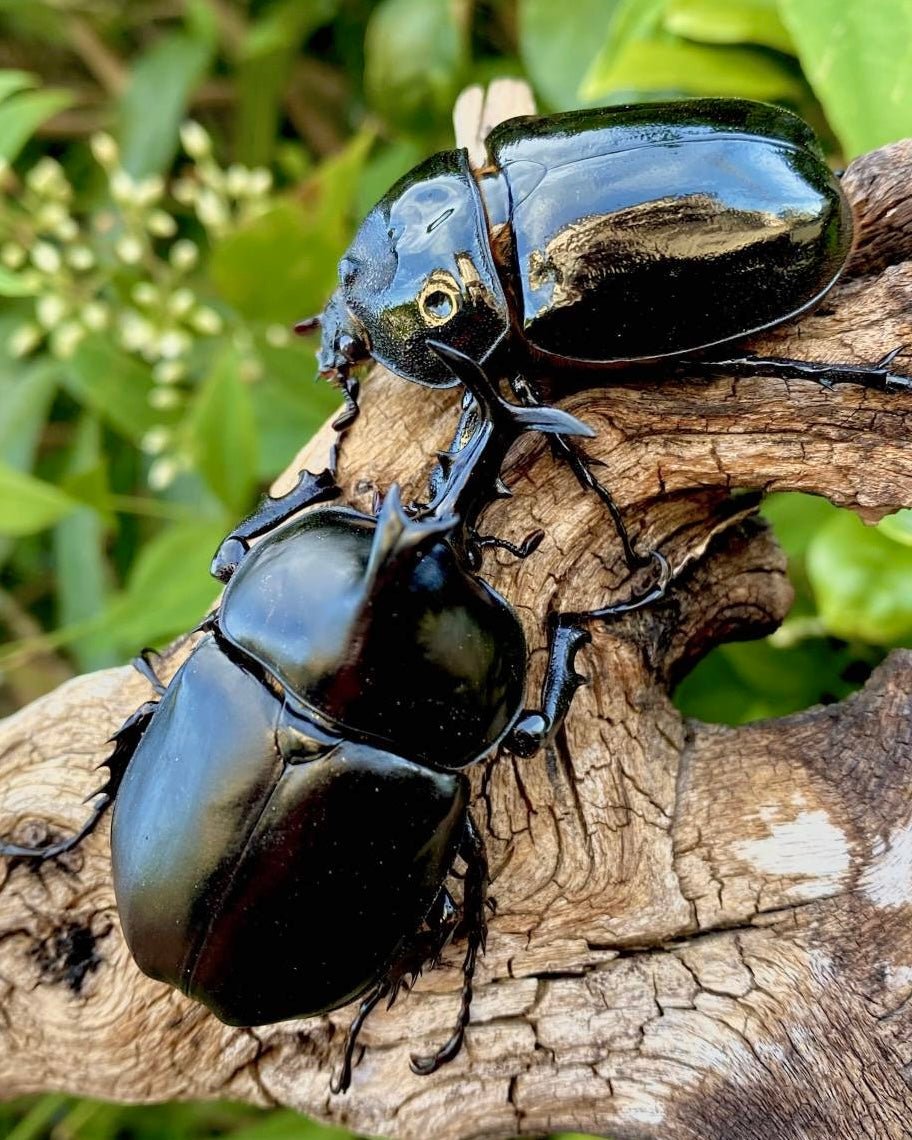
[2,85,912,1139]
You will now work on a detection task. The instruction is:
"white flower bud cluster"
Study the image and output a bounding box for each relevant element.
[174,120,274,238]
[3,123,282,492]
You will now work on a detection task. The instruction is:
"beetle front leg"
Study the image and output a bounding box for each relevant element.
[328,374,360,472]
[505,619,591,758]
[509,374,651,573]
[506,552,672,756]
[210,466,340,582]
[685,347,912,393]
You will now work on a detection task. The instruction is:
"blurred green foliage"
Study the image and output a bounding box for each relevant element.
[1,0,912,1137]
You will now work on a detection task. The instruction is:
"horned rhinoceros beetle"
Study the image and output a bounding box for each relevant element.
[0,344,667,1092]
[301,97,910,569]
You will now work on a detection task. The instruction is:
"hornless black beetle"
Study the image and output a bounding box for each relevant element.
[300,97,911,571]
[0,344,668,1092]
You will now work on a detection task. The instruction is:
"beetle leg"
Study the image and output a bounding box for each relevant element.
[410,812,488,1077]
[566,548,671,623]
[473,528,544,561]
[133,649,167,695]
[330,887,462,1093]
[0,700,156,863]
[504,618,591,758]
[328,375,361,472]
[508,374,651,572]
[330,978,392,1094]
[210,466,340,582]
[684,348,912,394]
[505,552,672,756]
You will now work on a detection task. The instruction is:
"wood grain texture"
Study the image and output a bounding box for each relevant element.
[2,86,912,1139]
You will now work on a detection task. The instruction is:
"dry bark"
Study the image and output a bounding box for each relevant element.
[2,82,912,1140]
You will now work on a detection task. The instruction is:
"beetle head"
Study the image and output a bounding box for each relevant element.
[295,291,370,388]
[318,149,510,388]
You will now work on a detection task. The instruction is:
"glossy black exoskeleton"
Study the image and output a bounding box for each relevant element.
[0,344,668,1092]
[301,97,910,570]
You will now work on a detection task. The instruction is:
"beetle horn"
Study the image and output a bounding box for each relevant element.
[427,341,595,440]
[294,314,321,335]
[363,485,457,587]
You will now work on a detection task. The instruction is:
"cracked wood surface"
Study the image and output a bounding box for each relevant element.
[2,84,912,1139]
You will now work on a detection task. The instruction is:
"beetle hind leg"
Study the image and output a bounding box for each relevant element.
[685,348,912,393]
[0,699,156,863]
[410,813,488,1077]
[330,977,392,1095]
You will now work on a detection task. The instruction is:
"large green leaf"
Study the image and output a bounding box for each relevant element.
[209,132,372,323]
[118,30,214,177]
[0,359,57,469]
[364,0,469,133]
[779,0,912,156]
[0,69,35,104]
[808,509,912,645]
[236,0,338,166]
[0,266,35,297]
[666,0,794,52]
[583,35,805,101]
[97,518,227,652]
[63,336,164,444]
[186,347,258,513]
[673,635,875,724]
[581,0,667,91]
[0,460,80,535]
[518,0,621,109]
[251,340,341,479]
[53,416,116,671]
[0,87,71,164]
[877,508,912,547]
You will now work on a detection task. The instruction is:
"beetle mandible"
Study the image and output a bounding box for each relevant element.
[0,344,668,1093]
[301,97,911,571]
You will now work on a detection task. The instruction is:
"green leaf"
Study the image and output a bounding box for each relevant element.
[0,88,71,164]
[877,508,912,547]
[252,340,341,478]
[583,35,806,101]
[581,0,667,92]
[53,416,116,671]
[118,31,213,177]
[779,0,912,156]
[226,1109,355,1140]
[0,459,80,535]
[97,518,226,652]
[519,0,622,110]
[808,509,912,645]
[63,335,163,444]
[674,635,872,724]
[0,69,36,105]
[186,347,258,513]
[760,491,840,562]
[364,0,469,133]
[0,359,57,469]
[236,0,338,166]
[666,0,794,53]
[209,132,372,324]
[0,265,35,297]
